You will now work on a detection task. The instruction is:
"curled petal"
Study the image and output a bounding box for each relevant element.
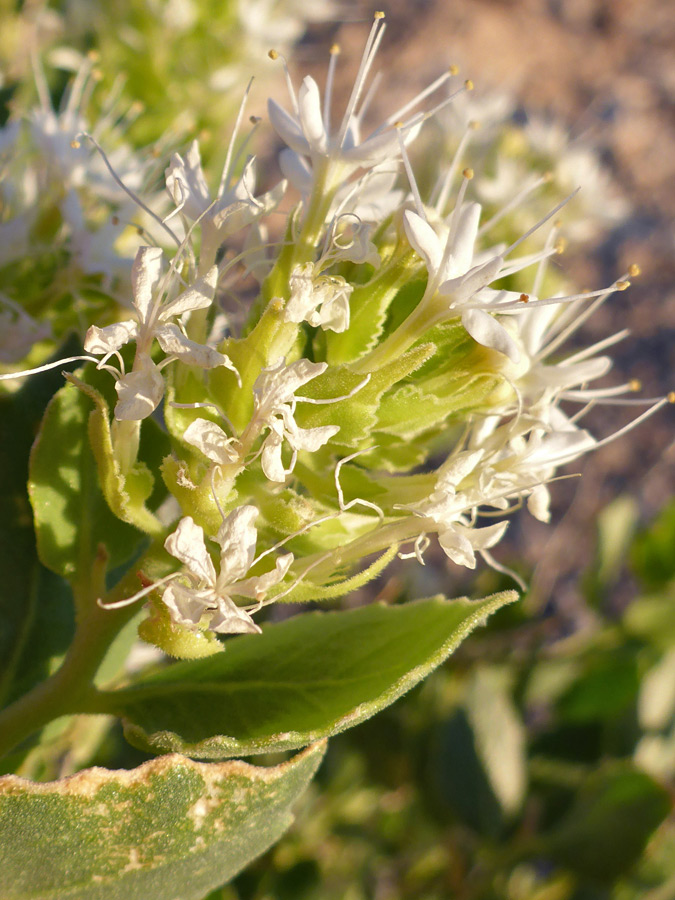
[209,597,261,635]
[165,516,217,586]
[462,308,520,363]
[161,266,218,318]
[183,418,239,466]
[267,98,311,157]
[215,505,259,584]
[162,581,213,629]
[236,552,294,600]
[298,76,328,153]
[114,358,164,420]
[84,320,137,355]
[155,323,234,370]
[131,246,164,322]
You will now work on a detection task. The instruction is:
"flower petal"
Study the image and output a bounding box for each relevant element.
[114,358,164,420]
[165,516,217,586]
[84,320,137,355]
[161,266,218,318]
[155,323,232,369]
[183,418,240,465]
[208,597,262,635]
[267,98,311,157]
[462,308,520,363]
[131,246,164,322]
[215,505,259,584]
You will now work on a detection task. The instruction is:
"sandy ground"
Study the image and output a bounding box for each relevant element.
[294,0,675,618]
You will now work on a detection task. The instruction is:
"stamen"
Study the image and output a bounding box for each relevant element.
[397,126,426,218]
[269,50,299,116]
[77,131,181,247]
[433,122,476,213]
[324,43,341,135]
[218,78,254,196]
[0,355,102,382]
[97,572,179,610]
[336,12,387,149]
[335,450,385,520]
[503,188,579,258]
[478,173,551,237]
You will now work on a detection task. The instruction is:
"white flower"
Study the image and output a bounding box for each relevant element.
[252,358,340,481]
[403,204,522,362]
[403,449,509,568]
[162,509,293,635]
[165,140,285,262]
[268,12,454,191]
[84,246,237,420]
[285,264,352,332]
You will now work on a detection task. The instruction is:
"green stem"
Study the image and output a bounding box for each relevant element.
[0,572,142,762]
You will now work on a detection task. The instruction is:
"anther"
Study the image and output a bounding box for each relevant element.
[268,49,279,60]
[249,115,262,124]
[130,100,144,114]
[464,79,474,90]
[628,263,641,277]
[270,298,284,312]
[615,280,630,291]
[87,49,100,62]
[374,11,385,19]
[668,392,675,404]
[543,171,554,183]
[92,68,103,82]
[70,139,81,149]
[469,119,481,130]
[629,378,642,392]
[554,237,567,255]
[151,146,161,158]
[393,120,405,129]
[111,215,119,226]
[519,293,530,303]
[330,43,341,55]
[449,64,460,76]
[462,167,474,179]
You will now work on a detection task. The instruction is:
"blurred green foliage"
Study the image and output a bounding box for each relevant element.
[209,496,675,900]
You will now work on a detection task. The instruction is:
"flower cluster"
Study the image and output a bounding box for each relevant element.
[2,12,670,658]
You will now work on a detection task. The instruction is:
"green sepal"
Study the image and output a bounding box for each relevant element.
[324,252,420,364]
[97,592,519,758]
[295,343,435,448]
[0,743,325,900]
[66,374,164,537]
[279,545,398,603]
[138,596,224,660]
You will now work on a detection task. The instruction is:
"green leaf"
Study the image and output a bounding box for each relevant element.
[28,378,143,598]
[544,761,671,882]
[100,592,518,758]
[68,373,165,537]
[0,742,325,900]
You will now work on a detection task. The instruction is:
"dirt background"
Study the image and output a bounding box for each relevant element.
[296,0,675,619]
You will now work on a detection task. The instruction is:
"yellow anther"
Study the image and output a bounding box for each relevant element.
[462,167,474,179]
[199,128,211,141]
[270,298,284,312]
[87,49,100,62]
[542,171,554,183]
[554,237,567,255]
[393,120,405,129]
[668,391,675,404]
[629,378,642,392]
[268,49,279,60]
[464,79,474,91]
[469,119,481,130]
[519,293,530,303]
[628,263,641,277]
[374,11,385,19]
[449,64,460,76]
[615,280,630,291]
[70,139,81,149]
[92,68,103,82]
[130,100,144,114]
[151,146,161,158]
[330,43,341,55]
